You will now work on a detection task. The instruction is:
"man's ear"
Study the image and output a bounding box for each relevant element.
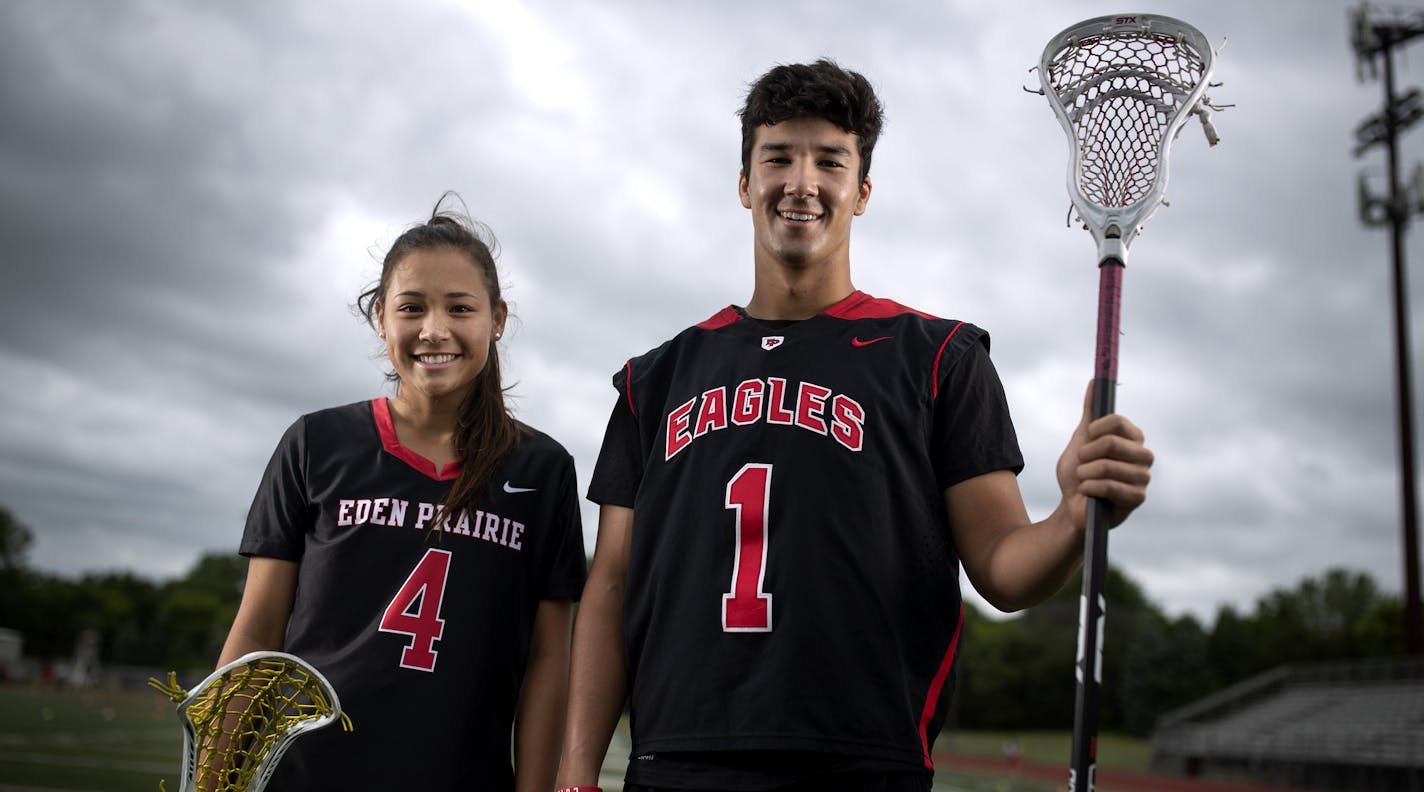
[854,176,872,216]
[739,169,752,209]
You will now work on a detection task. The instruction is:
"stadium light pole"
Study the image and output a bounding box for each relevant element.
[1352,2,1424,655]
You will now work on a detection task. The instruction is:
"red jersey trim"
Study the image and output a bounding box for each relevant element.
[930,322,966,400]
[823,290,940,321]
[919,603,965,769]
[697,291,939,328]
[372,397,462,481]
[697,306,743,330]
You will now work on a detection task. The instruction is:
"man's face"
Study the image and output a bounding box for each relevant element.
[739,116,871,271]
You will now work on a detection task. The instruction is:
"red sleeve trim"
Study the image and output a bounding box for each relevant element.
[930,322,966,399]
[372,397,462,481]
[918,603,965,769]
[623,360,636,416]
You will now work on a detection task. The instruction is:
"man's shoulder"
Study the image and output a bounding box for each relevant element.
[828,292,987,344]
[824,291,941,321]
[625,307,741,365]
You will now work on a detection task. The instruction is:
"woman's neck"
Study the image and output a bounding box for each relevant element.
[387,391,463,468]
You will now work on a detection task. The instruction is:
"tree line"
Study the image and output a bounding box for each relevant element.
[0,506,244,672]
[954,563,1405,734]
[0,505,1406,733]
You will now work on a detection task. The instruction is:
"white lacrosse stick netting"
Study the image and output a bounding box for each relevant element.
[1039,13,1218,265]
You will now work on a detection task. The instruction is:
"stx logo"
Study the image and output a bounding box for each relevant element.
[1115,15,1137,24]
[665,377,865,460]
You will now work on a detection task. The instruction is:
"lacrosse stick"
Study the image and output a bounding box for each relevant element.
[148,651,350,792]
[1036,13,1219,792]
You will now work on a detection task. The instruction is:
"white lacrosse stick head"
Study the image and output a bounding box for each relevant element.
[149,651,346,792]
[1039,13,1217,265]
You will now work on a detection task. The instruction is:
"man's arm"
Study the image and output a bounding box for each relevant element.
[216,556,298,665]
[514,599,574,792]
[947,382,1153,612]
[556,504,633,788]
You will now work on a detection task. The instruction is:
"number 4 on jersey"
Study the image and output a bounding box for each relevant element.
[380,548,451,671]
[723,463,773,632]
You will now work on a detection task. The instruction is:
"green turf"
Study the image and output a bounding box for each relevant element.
[0,685,1146,792]
[938,729,1151,772]
[0,684,181,791]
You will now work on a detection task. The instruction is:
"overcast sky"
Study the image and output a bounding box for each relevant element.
[2,0,1419,625]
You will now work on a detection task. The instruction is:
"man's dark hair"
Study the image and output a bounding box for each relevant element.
[738,58,885,183]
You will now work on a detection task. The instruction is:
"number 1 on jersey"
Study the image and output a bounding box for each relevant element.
[379,547,451,671]
[723,463,773,632]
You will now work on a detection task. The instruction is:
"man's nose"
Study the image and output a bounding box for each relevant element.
[783,160,818,198]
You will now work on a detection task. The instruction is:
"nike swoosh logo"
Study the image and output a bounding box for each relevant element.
[851,336,892,347]
[503,481,537,494]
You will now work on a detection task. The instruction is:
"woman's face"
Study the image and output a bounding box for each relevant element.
[375,246,506,405]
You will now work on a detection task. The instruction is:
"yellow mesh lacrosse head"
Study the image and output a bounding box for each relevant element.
[149,651,349,792]
[1039,14,1217,263]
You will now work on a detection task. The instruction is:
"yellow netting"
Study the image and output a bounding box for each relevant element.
[1045,30,1209,209]
[149,654,351,792]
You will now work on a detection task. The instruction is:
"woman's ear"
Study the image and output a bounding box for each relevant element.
[493,299,508,341]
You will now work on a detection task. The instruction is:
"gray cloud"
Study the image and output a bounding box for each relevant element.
[2,0,1420,626]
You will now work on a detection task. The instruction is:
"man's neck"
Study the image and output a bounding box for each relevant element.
[744,258,855,321]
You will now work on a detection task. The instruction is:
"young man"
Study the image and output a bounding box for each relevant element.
[557,59,1154,792]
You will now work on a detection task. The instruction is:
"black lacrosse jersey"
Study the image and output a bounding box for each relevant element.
[589,291,1023,775]
[240,398,586,792]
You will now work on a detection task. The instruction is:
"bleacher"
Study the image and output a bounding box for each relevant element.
[1150,658,1424,791]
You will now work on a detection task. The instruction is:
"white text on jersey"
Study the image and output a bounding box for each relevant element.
[665,376,865,460]
[335,497,524,551]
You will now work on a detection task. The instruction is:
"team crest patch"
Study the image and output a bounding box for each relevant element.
[761,336,784,351]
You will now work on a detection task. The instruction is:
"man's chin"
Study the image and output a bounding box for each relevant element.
[767,240,820,267]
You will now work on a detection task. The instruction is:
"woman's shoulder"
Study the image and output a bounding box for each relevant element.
[273,400,379,448]
[298,399,377,429]
[509,420,575,463]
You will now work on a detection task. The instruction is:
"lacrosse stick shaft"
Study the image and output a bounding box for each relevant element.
[1069,258,1121,792]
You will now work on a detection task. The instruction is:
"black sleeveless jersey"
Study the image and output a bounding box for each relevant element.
[240,398,587,791]
[588,291,1023,771]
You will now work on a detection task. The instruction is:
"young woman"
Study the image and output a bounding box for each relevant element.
[217,197,586,792]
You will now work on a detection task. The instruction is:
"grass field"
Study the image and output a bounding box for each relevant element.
[0,684,1147,792]
[939,729,1153,772]
[0,684,178,792]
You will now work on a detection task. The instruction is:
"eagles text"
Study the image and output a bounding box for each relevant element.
[665,377,865,460]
